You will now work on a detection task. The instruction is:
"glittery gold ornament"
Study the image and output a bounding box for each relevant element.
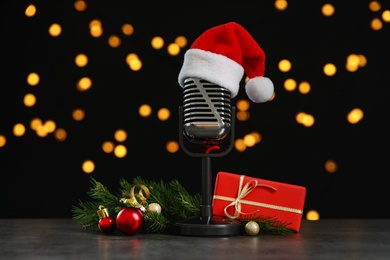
[147,202,162,214]
[245,221,260,236]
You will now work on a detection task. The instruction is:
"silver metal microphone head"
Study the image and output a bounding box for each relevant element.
[182,77,232,144]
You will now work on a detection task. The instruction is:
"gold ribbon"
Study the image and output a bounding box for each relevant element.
[213,175,303,219]
[120,184,150,211]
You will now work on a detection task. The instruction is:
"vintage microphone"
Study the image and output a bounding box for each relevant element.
[173,77,242,236]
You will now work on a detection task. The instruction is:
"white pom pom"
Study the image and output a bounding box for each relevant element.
[245,77,274,103]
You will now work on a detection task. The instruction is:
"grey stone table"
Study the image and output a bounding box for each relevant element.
[0,218,389,259]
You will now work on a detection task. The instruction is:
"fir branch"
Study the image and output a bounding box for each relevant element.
[241,215,295,235]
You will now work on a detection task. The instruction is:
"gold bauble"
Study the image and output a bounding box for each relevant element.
[245,221,260,236]
[147,202,162,214]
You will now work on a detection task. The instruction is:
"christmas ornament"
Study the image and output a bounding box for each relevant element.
[116,207,144,235]
[245,221,260,236]
[178,22,274,103]
[147,203,162,214]
[97,205,116,234]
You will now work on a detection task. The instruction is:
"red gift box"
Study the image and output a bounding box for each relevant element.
[212,171,306,232]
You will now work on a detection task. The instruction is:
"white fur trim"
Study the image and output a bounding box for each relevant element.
[245,77,274,103]
[178,49,244,98]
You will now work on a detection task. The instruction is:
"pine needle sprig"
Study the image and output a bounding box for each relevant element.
[241,215,295,235]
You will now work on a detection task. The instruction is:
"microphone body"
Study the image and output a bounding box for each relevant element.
[182,77,232,145]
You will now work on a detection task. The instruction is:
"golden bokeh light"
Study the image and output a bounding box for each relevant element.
[321,3,335,16]
[234,138,247,152]
[236,111,250,121]
[167,43,180,56]
[27,72,40,86]
[0,135,6,147]
[25,4,36,17]
[323,63,337,76]
[274,0,288,11]
[347,108,364,124]
[175,36,187,48]
[166,141,179,153]
[89,19,103,37]
[298,81,311,94]
[82,160,95,174]
[325,159,338,173]
[24,93,36,107]
[157,108,170,121]
[74,0,87,12]
[75,53,88,67]
[108,34,121,48]
[114,144,127,158]
[114,129,127,142]
[72,109,85,121]
[48,23,62,37]
[151,36,164,49]
[284,78,297,91]
[121,23,134,36]
[278,59,292,72]
[54,128,67,142]
[236,99,250,111]
[13,123,26,137]
[102,141,115,153]
[370,17,383,30]
[76,77,92,91]
[306,210,320,221]
[139,104,152,117]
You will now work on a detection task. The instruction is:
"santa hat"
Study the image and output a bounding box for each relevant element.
[178,22,274,103]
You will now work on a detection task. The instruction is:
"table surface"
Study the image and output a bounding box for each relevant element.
[1,218,389,259]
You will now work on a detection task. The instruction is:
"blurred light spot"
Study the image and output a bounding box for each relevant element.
[166,141,179,153]
[89,19,103,37]
[139,104,152,117]
[72,109,85,121]
[243,134,257,147]
[234,138,247,152]
[126,53,142,71]
[24,93,36,107]
[347,108,364,124]
[236,99,250,111]
[284,78,297,91]
[167,43,180,56]
[370,17,383,30]
[75,53,88,67]
[43,120,56,133]
[175,36,187,48]
[13,123,26,137]
[27,72,40,86]
[298,81,311,94]
[114,144,127,158]
[151,36,164,49]
[278,59,291,72]
[251,131,262,143]
[157,108,170,121]
[82,160,95,174]
[274,0,288,11]
[122,23,134,36]
[321,3,335,16]
[0,135,6,147]
[323,63,337,76]
[54,128,67,142]
[369,1,381,12]
[296,112,315,127]
[25,4,36,17]
[102,141,115,153]
[306,210,320,221]
[383,10,390,22]
[108,34,121,48]
[48,23,62,37]
[76,77,92,91]
[236,111,250,121]
[325,159,338,173]
[30,118,43,130]
[74,0,87,11]
[114,129,127,142]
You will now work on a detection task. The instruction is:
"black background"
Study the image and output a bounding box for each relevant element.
[1,1,389,218]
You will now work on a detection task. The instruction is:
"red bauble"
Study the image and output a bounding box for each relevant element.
[116,207,144,235]
[98,216,116,234]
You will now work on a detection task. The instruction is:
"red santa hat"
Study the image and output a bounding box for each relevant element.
[178,22,274,103]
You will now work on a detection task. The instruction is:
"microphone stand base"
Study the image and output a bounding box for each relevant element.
[171,215,243,237]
